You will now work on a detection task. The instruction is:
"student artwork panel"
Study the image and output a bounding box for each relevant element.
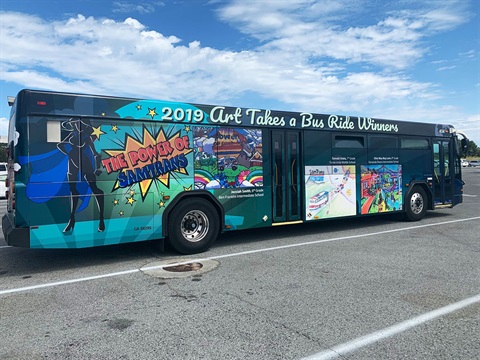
[360,165,403,214]
[305,165,356,220]
[193,126,263,189]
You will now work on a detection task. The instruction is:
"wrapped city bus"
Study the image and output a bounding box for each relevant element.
[2,89,467,253]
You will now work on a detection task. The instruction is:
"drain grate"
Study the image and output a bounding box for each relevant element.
[163,262,203,273]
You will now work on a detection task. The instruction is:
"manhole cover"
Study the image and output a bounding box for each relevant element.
[140,258,219,279]
[164,262,203,272]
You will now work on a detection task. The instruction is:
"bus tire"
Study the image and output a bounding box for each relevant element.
[168,198,219,254]
[405,186,427,221]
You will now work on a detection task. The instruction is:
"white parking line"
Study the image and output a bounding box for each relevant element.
[302,293,480,360]
[0,269,140,295]
[0,216,479,296]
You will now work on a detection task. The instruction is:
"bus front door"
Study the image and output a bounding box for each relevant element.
[272,131,302,224]
[433,139,453,206]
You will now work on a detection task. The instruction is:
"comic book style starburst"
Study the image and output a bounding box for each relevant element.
[104,126,192,200]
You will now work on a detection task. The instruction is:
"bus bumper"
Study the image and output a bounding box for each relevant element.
[2,214,30,248]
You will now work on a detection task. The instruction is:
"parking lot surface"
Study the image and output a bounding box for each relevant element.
[1,168,479,359]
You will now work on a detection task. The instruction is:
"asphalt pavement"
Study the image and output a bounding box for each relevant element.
[0,168,479,359]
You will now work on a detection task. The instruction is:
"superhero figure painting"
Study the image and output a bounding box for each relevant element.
[57,118,105,233]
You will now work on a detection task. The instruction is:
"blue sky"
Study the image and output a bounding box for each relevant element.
[1,0,479,144]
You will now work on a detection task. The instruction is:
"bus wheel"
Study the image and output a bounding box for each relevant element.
[168,198,219,254]
[405,186,427,221]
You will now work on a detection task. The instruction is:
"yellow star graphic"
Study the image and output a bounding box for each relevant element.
[147,108,158,119]
[119,210,125,216]
[184,125,191,132]
[158,201,165,208]
[111,124,119,133]
[129,190,135,197]
[184,185,192,191]
[136,104,142,111]
[126,197,136,206]
[113,198,119,205]
[91,126,105,140]
[101,112,106,117]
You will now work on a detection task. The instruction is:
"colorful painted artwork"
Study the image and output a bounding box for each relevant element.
[305,165,356,220]
[19,116,196,248]
[360,164,402,214]
[17,98,266,248]
[193,127,263,189]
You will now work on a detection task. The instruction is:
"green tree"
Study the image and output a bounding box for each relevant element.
[463,139,480,158]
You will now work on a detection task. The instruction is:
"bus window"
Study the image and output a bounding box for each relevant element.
[368,135,399,162]
[433,143,441,175]
[369,135,398,149]
[304,131,331,166]
[400,137,432,183]
[334,135,364,148]
[332,134,367,167]
[47,121,61,143]
[443,142,450,176]
[400,138,430,150]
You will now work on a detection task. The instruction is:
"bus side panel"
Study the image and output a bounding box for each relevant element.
[192,126,268,230]
[361,135,403,215]
[398,138,433,207]
[211,187,271,230]
[19,114,197,248]
[303,131,362,221]
[17,98,268,248]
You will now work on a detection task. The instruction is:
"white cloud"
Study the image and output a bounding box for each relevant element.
[459,49,477,59]
[460,114,480,145]
[112,1,164,14]
[0,117,8,136]
[0,10,439,107]
[0,0,475,139]
[217,0,471,70]
[437,65,457,71]
[368,103,480,145]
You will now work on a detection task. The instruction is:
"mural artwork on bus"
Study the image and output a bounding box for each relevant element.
[192,126,265,230]
[79,123,263,234]
[305,165,356,220]
[360,165,403,214]
[20,100,265,247]
[193,127,263,189]
[99,121,195,226]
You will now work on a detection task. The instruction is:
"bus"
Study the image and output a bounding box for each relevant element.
[308,191,329,212]
[2,89,467,254]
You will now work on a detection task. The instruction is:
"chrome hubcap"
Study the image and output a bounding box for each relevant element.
[410,192,424,215]
[180,210,209,243]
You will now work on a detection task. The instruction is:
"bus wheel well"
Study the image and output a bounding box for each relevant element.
[404,183,430,221]
[164,194,223,254]
[409,183,433,210]
[163,191,224,238]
